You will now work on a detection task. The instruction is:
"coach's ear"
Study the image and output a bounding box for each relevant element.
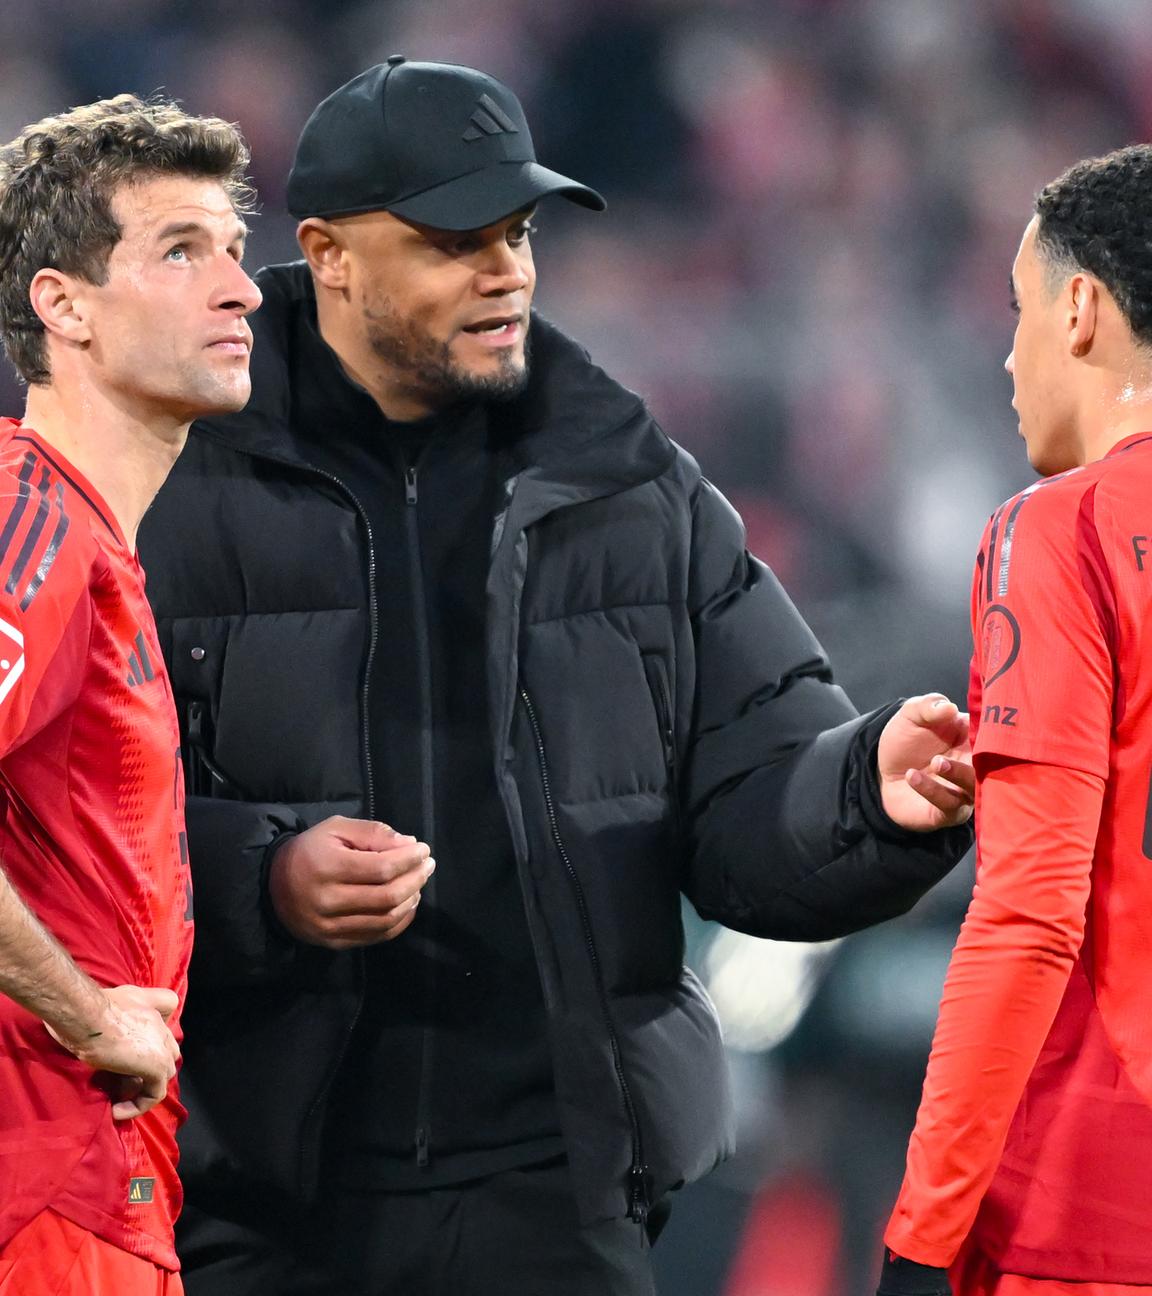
[296,218,349,292]
[1066,272,1098,358]
[28,267,92,347]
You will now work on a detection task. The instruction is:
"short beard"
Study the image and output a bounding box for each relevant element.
[362,295,529,409]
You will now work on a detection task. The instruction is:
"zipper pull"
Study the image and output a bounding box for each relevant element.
[405,465,418,505]
[187,699,204,745]
[415,1126,430,1168]
[628,1163,652,1223]
[184,701,207,797]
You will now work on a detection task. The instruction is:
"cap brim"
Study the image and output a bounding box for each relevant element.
[384,160,605,231]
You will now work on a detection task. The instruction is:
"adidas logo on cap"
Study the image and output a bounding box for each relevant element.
[463,93,519,142]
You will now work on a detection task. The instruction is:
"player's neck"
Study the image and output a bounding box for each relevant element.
[21,382,187,552]
[1074,367,1152,464]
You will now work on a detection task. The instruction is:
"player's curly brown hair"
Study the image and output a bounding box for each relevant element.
[0,94,254,385]
[1035,144,1152,344]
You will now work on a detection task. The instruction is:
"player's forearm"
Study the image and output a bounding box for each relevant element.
[885,758,1103,1266]
[887,912,1080,1264]
[0,864,108,1047]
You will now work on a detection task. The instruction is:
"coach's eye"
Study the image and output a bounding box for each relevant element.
[165,245,189,262]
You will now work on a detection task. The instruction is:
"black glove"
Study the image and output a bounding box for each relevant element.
[876,1252,952,1295]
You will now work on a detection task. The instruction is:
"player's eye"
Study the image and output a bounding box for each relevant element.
[509,221,537,247]
[164,244,189,263]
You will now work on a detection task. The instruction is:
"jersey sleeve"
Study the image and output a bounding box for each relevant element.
[884,757,1102,1265]
[0,487,92,759]
[970,479,1113,778]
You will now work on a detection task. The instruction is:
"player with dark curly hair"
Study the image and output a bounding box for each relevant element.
[877,144,1152,1296]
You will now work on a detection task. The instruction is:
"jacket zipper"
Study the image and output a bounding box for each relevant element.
[185,699,244,797]
[650,665,682,842]
[220,447,379,1184]
[327,469,379,825]
[651,668,676,786]
[518,686,651,1223]
[405,464,438,1170]
[221,448,381,821]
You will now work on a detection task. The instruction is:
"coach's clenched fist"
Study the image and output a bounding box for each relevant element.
[267,816,435,949]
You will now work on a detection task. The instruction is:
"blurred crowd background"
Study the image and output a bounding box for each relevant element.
[0,1,1143,1291]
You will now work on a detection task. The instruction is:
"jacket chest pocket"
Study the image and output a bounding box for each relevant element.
[517,614,679,808]
[640,651,677,790]
[159,610,366,804]
[160,618,238,799]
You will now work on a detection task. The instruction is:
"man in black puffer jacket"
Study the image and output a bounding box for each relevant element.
[139,59,973,1296]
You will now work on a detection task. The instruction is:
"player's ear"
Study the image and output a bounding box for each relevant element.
[1067,273,1098,358]
[28,268,93,349]
[296,219,349,291]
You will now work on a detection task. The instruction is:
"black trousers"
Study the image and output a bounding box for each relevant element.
[177,1158,665,1296]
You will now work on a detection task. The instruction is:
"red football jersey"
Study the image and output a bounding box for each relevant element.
[887,432,1152,1284]
[0,420,191,1270]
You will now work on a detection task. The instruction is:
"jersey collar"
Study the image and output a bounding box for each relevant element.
[1106,431,1152,459]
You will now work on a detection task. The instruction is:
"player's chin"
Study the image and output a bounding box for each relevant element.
[196,373,253,416]
[1026,441,1076,478]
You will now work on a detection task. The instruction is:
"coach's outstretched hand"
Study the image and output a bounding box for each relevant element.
[877,693,975,832]
[269,816,436,950]
[876,1253,952,1295]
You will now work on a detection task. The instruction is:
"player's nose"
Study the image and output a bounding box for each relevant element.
[215,255,263,317]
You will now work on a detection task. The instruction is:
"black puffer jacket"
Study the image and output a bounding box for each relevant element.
[139,262,969,1225]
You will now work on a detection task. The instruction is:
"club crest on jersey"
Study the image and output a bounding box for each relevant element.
[0,616,25,705]
[981,602,1021,687]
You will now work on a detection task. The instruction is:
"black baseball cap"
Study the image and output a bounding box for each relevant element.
[286,57,606,230]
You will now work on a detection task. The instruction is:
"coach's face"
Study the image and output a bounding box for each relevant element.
[84,176,261,425]
[323,206,536,420]
[1005,218,1078,475]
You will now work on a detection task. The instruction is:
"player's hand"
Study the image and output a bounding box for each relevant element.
[877,694,974,832]
[876,1252,952,1295]
[46,984,181,1121]
[268,815,435,950]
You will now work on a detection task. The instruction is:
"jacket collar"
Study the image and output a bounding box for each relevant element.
[192,261,675,503]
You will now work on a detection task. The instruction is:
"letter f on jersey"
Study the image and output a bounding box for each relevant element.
[0,616,25,705]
